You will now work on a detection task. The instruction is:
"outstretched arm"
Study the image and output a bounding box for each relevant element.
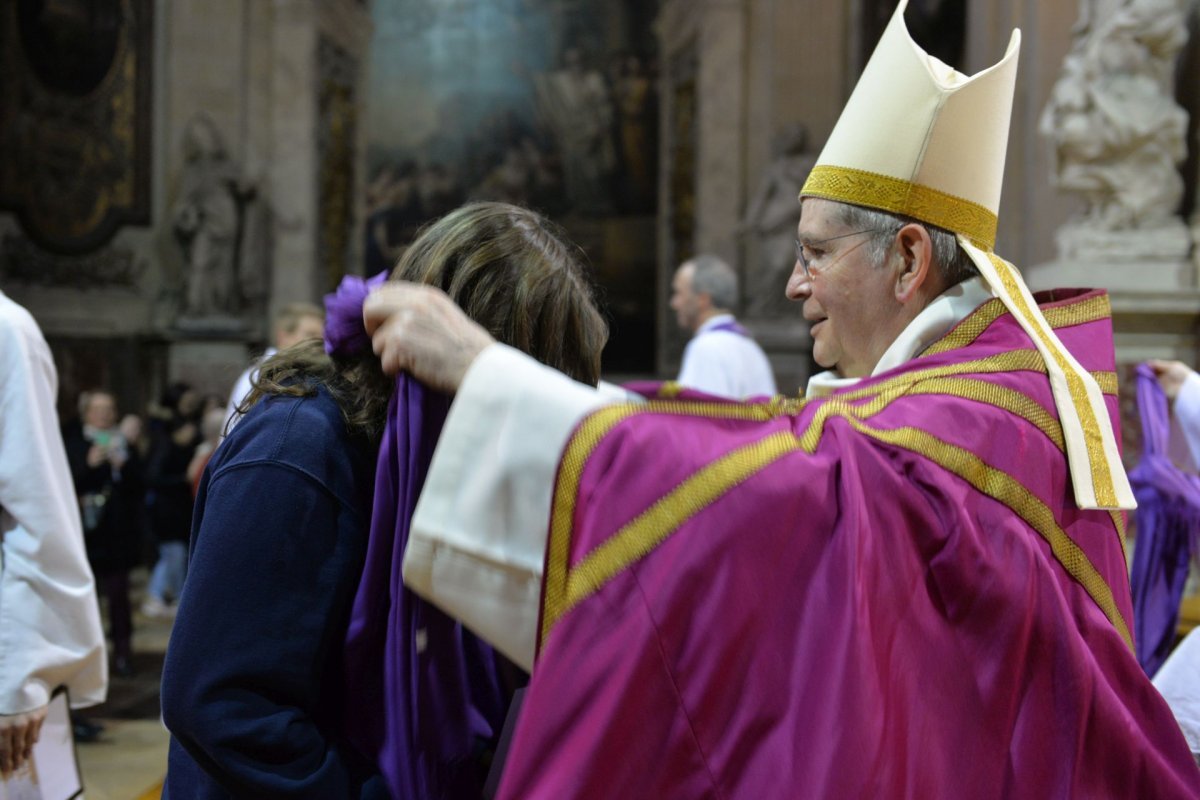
[362,281,624,668]
[1151,359,1200,467]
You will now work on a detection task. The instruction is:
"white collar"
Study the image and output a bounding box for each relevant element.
[695,313,736,334]
[805,277,993,398]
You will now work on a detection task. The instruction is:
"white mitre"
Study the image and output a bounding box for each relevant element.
[801,0,1134,511]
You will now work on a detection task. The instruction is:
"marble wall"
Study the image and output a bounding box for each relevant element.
[2,0,1197,413]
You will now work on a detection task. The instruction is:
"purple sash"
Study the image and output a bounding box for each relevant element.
[328,273,505,798]
[1129,363,1200,676]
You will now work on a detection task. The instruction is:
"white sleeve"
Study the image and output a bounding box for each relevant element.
[0,303,106,713]
[1174,371,1200,469]
[1153,627,1200,759]
[403,344,626,671]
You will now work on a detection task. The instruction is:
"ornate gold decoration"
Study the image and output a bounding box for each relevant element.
[922,294,1113,358]
[802,165,998,249]
[986,253,1119,508]
[0,0,152,254]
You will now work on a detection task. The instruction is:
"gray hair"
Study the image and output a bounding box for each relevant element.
[688,255,739,310]
[829,203,979,287]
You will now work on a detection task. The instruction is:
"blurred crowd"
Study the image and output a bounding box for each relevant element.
[63,383,227,679]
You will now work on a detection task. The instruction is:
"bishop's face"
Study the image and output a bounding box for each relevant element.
[786,199,900,379]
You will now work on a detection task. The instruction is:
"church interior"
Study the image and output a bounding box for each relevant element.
[3,0,1200,795]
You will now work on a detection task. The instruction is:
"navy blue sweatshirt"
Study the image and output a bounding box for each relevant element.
[161,386,384,798]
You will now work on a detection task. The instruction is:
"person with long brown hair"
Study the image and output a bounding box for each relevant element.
[161,202,607,799]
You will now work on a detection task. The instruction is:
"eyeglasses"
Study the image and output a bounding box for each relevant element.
[794,228,894,279]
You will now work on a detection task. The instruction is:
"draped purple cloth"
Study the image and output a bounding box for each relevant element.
[327,273,505,798]
[1129,363,1200,677]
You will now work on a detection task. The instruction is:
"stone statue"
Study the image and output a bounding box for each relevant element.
[740,124,816,316]
[1041,0,1189,234]
[172,113,261,320]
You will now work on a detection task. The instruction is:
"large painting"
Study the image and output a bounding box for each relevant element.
[366,0,660,372]
[0,0,153,255]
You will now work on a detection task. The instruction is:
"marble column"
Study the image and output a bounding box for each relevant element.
[656,0,850,394]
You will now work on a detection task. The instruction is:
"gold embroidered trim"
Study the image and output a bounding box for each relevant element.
[802,165,998,248]
[921,299,1007,357]
[558,432,802,629]
[988,254,1118,508]
[544,404,643,645]
[835,349,1048,404]
[543,397,810,643]
[922,295,1113,358]
[543,396,1133,653]
[844,419,1133,651]
[1110,510,1129,572]
[902,378,1064,451]
[1092,371,1118,396]
[1045,294,1112,329]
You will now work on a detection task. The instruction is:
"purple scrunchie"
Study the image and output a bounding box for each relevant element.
[324,271,390,356]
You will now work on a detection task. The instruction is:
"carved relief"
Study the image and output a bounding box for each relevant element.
[1041,0,1189,235]
[0,233,145,289]
[740,124,816,317]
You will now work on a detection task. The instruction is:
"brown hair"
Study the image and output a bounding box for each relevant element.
[244,202,608,440]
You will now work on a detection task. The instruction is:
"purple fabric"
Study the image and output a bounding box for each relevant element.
[1129,363,1200,677]
[498,290,1200,799]
[324,270,389,356]
[707,319,750,338]
[325,273,505,798]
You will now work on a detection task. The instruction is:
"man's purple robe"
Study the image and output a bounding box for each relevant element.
[497,289,1200,798]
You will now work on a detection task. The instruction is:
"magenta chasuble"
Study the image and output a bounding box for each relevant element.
[496,289,1200,799]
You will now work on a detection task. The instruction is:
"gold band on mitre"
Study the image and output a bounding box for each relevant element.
[802,165,999,250]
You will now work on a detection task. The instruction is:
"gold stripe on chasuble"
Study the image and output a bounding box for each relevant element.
[543,399,808,645]
[541,350,1130,649]
[802,165,998,249]
[542,396,1133,654]
[1110,510,1129,572]
[987,254,1118,508]
[558,431,803,630]
[844,419,1133,652]
[545,404,643,646]
[922,294,1113,358]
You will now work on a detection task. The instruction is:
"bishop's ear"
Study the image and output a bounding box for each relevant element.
[893,223,935,303]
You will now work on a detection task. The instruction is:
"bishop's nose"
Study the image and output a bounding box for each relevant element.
[785,265,811,301]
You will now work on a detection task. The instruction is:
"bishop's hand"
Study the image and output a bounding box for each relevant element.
[363,282,495,392]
